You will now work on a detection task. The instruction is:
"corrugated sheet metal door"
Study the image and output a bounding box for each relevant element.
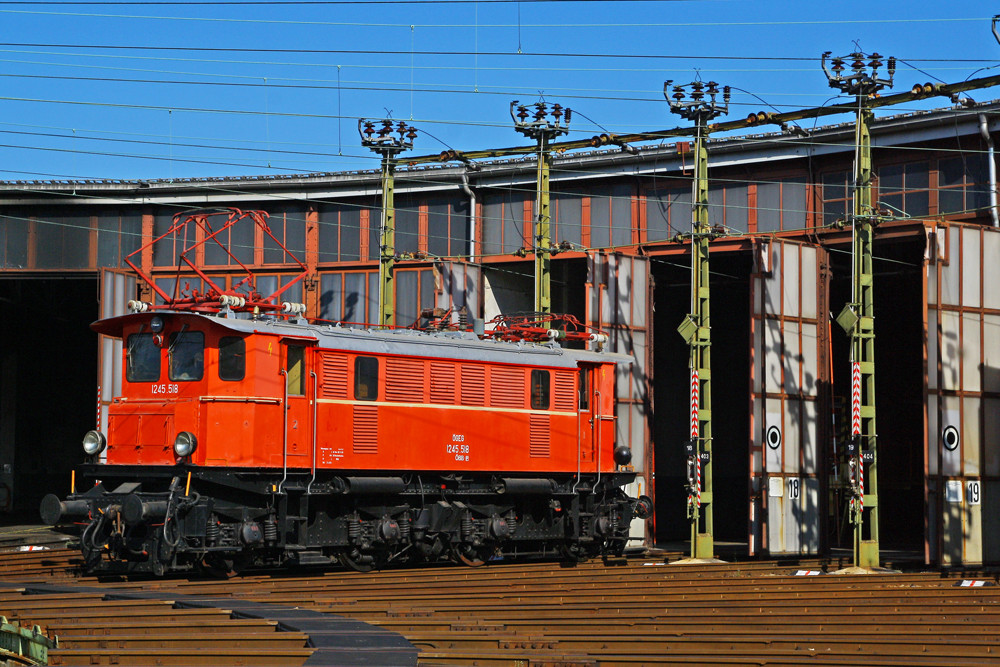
[749,240,828,556]
[434,261,481,326]
[586,252,650,542]
[97,268,137,462]
[927,223,1000,565]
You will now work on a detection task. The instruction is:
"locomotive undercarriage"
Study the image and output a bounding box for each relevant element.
[42,465,650,575]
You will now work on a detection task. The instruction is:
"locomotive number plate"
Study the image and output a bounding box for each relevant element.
[447,435,470,461]
[151,383,180,395]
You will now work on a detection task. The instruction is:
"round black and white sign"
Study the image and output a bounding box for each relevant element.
[766,425,782,450]
[942,425,960,452]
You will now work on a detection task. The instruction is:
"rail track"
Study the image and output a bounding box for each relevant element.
[0,540,996,666]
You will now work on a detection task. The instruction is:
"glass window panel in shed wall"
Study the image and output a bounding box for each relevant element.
[757,182,780,232]
[427,200,451,257]
[35,212,91,269]
[263,207,307,264]
[1,211,27,268]
[481,197,503,257]
[323,202,372,262]
[645,190,671,241]
[726,183,749,232]
[554,192,582,248]
[153,211,179,267]
[450,199,470,256]
[367,272,379,323]
[319,273,342,321]
[708,186,724,228]
[590,193,610,248]
[2,212,26,268]
[610,185,633,247]
[396,270,419,326]
[502,199,524,254]
[396,198,420,254]
[368,209,381,263]
[783,178,807,230]
[230,215,255,265]
[344,272,367,324]
[97,212,119,269]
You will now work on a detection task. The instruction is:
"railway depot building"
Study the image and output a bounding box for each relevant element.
[1,100,998,565]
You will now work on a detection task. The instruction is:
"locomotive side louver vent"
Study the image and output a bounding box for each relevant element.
[460,365,486,406]
[320,354,349,399]
[554,371,576,411]
[491,367,525,408]
[529,414,550,457]
[353,405,378,454]
[430,362,455,404]
[386,358,424,402]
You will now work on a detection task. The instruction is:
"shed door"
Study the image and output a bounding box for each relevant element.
[927,224,1000,564]
[435,261,481,325]
[98,268,138,459]
[749,239,829,555]
[586,252,650,539]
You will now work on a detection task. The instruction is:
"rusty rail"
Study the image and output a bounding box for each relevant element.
[0,545,996,666]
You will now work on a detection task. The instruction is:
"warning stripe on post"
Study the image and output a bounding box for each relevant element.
[858,454,865,513]
[851,361,862,436]
[690,369,700,439]
[696,456,702,508]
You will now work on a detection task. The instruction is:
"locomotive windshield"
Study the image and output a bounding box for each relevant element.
[126,333,160,382]
[169,331,204,381]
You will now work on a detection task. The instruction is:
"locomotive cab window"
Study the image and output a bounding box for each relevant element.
[530,369,550,410]
[219,336,245,381]
[126,333,161,382]
[286,345,305,395]
[169,331,204,381]
[355,356,379,401]
[578,368,590,411]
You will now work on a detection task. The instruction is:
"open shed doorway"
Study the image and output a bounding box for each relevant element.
[482,258,587,321]
[0,278,98,522]
[827,234,926,556]
[651,251,752,552]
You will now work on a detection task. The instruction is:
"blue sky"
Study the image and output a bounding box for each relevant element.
[0,0,997,180]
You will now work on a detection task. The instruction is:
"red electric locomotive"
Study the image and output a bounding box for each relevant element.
[40,209,650,575]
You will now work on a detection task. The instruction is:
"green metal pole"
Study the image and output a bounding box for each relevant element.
[378,155,396,328]
[852,103,880,568]
[535,135,552,314]
[691,119,714,560]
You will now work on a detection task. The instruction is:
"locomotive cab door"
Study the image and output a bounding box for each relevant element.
[282,341,313,468]
[579,362,613,469]
[578,365,596,465]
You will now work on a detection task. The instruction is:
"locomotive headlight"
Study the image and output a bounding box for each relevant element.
[174,431,197,457]
[149,316,165,333]
[82,430,107,456]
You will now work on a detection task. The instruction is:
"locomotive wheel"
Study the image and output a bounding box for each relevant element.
[453,544,486,567]
[198,555,237,578]
[339,548,379,573]
[559,540,586,563]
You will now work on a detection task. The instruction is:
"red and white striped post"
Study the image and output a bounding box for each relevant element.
[851,361,862,436]
[690,369,700,439]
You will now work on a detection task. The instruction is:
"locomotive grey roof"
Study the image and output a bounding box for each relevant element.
[95,310,633,369]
